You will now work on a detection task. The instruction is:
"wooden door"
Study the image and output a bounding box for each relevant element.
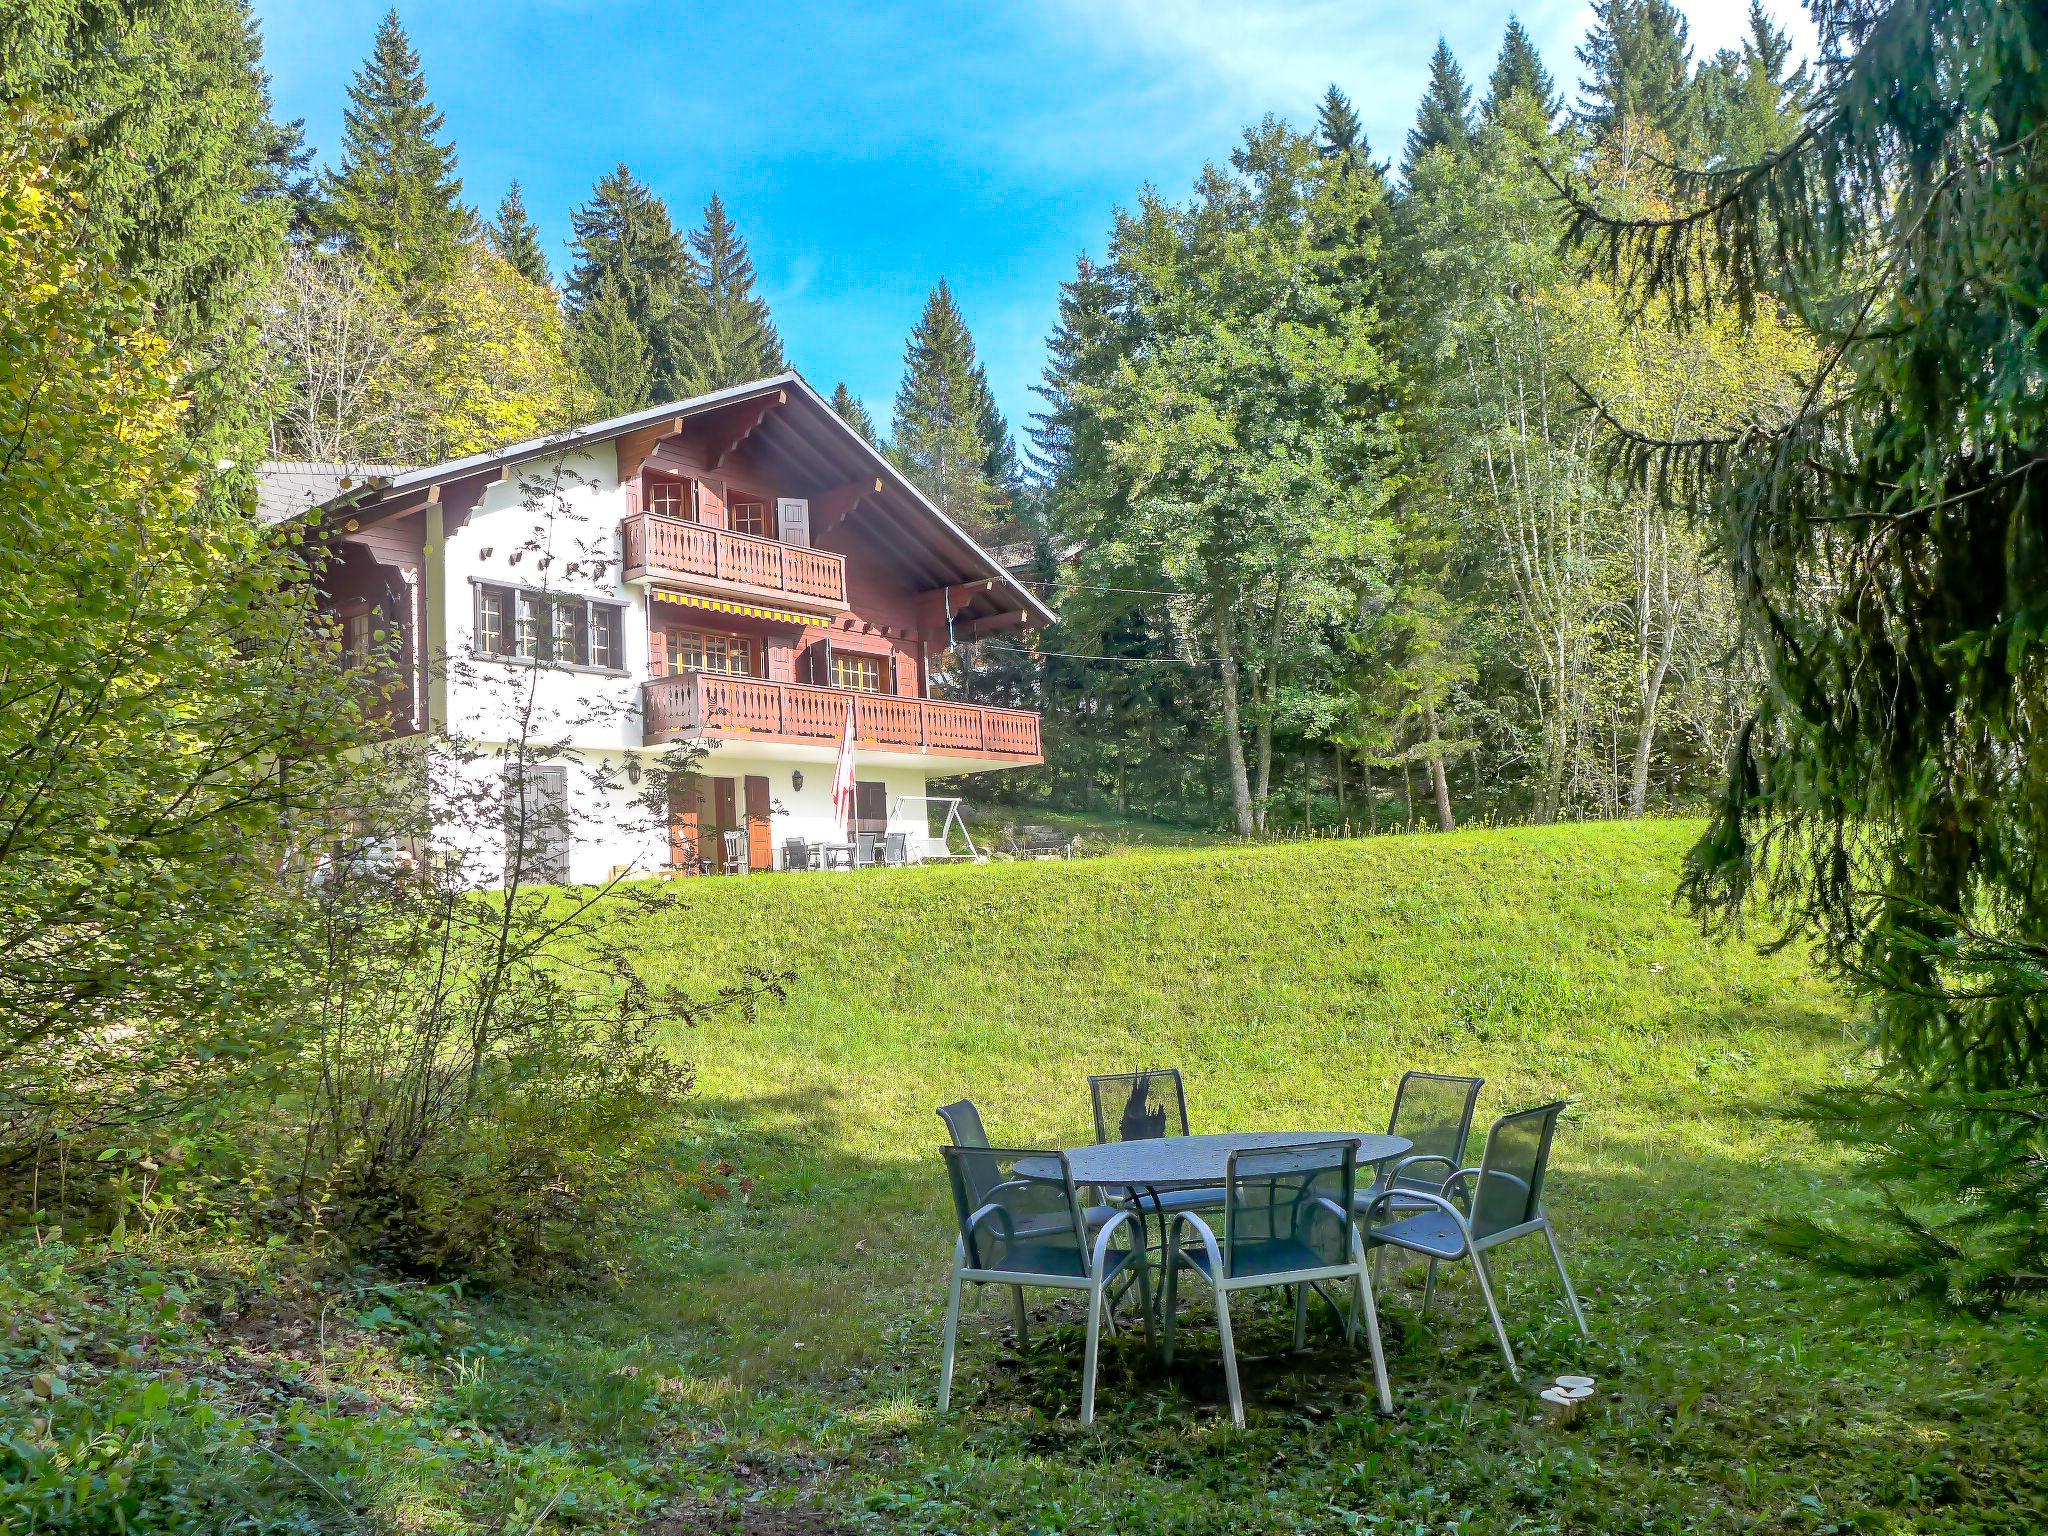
[853,780,887,837]
[667,775,701,872]
[712,776,738,871]
[744,775,771,872]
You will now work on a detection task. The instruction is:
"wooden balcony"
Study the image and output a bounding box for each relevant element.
[642,672,1042,763]
[621,511,847,610]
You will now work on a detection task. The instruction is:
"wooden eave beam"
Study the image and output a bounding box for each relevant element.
[955,608,1028,638]
[703,390,787,469]
[811,477,884,538]
[615,417,685,482]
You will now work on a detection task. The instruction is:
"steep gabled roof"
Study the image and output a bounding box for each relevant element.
[308,372,1055,627]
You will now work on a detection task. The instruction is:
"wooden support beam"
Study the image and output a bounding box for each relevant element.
[956,608,1028,638]
[812,477,884,538]
[703,389,786,469]
[615,417,684,482]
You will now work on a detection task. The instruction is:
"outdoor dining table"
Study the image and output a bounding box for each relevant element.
[818,842,855,871]
[1017,1130,1412,1207]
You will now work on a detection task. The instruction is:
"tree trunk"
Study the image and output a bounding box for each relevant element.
[1335,748,1345,824]
[1401,758,1414,832]
[1303,759,1313,834]
[1361,758,1374,833]
[1215,645,1256,838]
[1424,702,1456,833]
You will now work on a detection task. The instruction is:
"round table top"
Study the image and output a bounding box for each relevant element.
[1023,1131,1411,1191]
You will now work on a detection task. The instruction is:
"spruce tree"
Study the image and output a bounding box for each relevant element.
[1403,40,1475,178]
[1698,1,1809,165]
[490,181,552,289]
[1569,0,2048,1307]
[565,164,690,404]
[1575,0,1697,148]
[316,9,467,292]
[0,0,299,473]
[1316,85,1365,168]
[568,275,654,419]
[890,280,1003,534]
[678,193,784,392]
[1484,15,1561,123]
[829,383,877,445]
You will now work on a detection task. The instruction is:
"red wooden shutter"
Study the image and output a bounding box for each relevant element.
[648,626,668,677]
[744,775,771,871]
[668,776,701,872]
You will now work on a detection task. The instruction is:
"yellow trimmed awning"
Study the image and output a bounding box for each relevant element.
[649,589,815,626]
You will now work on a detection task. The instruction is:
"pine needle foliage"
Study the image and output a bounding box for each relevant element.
[1563,0,2048,1309]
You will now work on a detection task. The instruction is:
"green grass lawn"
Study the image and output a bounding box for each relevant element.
[14,821,2046,1533]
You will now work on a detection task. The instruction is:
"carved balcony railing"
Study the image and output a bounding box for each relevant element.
[642,672,1042,761]
[621,512,846,609]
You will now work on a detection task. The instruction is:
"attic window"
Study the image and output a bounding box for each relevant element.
[647,477,691,520]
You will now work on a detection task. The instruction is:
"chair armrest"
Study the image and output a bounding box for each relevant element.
[1382,1153,1457,1186]
[1440,1166,1485,1207]
[1362,1186,1477,1245]
[1167,1209,1224,1272]
[1089,1208,1135,1274]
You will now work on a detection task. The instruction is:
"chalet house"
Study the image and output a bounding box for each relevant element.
[266,374,1051,884]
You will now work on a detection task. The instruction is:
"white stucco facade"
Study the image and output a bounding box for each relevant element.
[411,449,939,886]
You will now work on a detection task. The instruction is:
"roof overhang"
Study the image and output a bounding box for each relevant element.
[311,373,1055,630]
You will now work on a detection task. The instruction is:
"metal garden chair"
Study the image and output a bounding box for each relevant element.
[1361,1100,1589,1382]
[883,830,909,866]
[1161,1139,1392,1425]
[783,836,817,871]
[1087,1068,1226,1257]
[1361,1072,1484,1280]
[937,1143,1152,1426]
[855,830,882,867]
[720,827,748,875]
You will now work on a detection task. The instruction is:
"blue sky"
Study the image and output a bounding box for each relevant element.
[253,1,1812,449]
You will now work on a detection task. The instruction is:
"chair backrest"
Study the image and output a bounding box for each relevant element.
[1088,1068,1191,1143]
[783,837,809,870]
[1469,1101,1567,1240]
[856,830,881,865]
[1223,1140,1357,1279]
[941,1144,1087,1274]
[937,1098,1001,1220]
[884,831,908,866]
[1386,1071,1484,1182]
[722,827,747,867]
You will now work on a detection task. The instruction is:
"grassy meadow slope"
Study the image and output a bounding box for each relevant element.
[468,819,2045,1534]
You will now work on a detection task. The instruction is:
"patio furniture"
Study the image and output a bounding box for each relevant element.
[1088,1069,1225,1253]
[1361,1100,1589,1383]
[883,831,909,867]
[855,830,882,867]
[818,841,854,871]
[783,836,818,871]
[941,1099,1117,1255]
[1008,824,1074,859]
[720,827,748,875]
[1162,1139,1392,1425]
[1364,1073,1484,1282]
[937,1143,1152,1426]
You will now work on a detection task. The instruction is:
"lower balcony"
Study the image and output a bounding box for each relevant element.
[642,672,1042,763]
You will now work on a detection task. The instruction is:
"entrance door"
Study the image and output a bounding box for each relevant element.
[712,776,738,871]
[667,775,702,873]
[744,775,772,872]
[853,780,887,838]
[504,764,570,885]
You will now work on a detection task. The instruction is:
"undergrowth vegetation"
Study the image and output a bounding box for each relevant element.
[7,822,2044,1532]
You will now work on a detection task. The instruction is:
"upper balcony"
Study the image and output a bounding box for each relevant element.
[642,672,1042,765]
[621,511,847,611]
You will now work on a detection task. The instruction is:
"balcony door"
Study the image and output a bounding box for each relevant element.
[853,780,887,838]
[744,775,772,872]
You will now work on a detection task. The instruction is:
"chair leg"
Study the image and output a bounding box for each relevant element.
[938,1268,965,1413]
[1161,1252,1180,1367]
[1542,1222,1590,1337]
[1421,1258,1439,1316]
[1010,1285,1029,1346]
[1293,1283,1309,1351]
[1135,1252,1157,1349]
[1213,1286,1244,1429]
[1354,1268,1393,1414]
[1373,1242,1388,1291]
[1470,1249,1520,1381]
[1080,1278,1106,1427]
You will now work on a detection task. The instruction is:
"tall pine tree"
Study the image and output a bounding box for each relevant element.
[1484,15,1561,124]
[891,280,1004,534]
[830,383,877,444]
[1316,85,1366,169]
[316,10,467,292]
[678,193,783,392]
[565,164,690,406]
[489,181,552,289]
[1404,40,1475,179]
[568,275,654,419]
[1575,0,1698,148]
[1698,1,1809,165]
[0,0,301,474]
